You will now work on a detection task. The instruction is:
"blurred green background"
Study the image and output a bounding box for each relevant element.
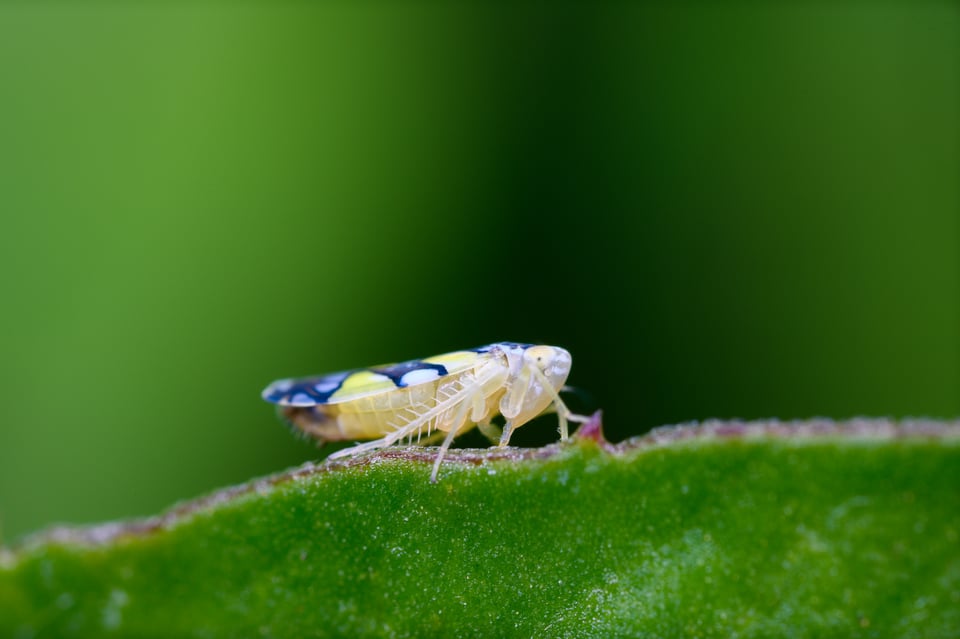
[0,2,957,541]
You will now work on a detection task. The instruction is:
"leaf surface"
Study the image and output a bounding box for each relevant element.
[2,419,959,638]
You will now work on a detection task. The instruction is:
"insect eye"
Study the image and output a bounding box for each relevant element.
[525,346,556,369]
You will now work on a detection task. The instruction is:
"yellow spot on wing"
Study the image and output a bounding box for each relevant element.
[422,351,482,374]
[328,371,397,403]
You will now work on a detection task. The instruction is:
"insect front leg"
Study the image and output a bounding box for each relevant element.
[528,365,591,440]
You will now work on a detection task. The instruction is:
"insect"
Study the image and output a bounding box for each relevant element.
[261,342,590,481]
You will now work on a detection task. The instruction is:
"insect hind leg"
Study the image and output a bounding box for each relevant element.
[327,435,395,459]
[327,376,481,463]
[429,386,479,483]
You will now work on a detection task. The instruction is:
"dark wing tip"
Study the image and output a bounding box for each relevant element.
[261,379,321,406]
[262,371,353,406]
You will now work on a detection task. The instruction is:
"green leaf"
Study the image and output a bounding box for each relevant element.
[2,419,959,638]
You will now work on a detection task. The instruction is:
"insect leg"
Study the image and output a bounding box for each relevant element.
[327,434,396,459]
[417,430,448,446]
[528,365,591,440]
[476,419,502,444]
[498,420,515,447]
[429,385,480,483]
[326,405,433,459]
[327,378,476,461]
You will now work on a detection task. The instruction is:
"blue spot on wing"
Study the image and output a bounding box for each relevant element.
[262,370,353,406]
[469,342,532,353]
[372,360,448,387]
[262,343,534,406]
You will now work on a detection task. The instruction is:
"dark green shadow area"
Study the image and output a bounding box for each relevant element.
[1,0,957,542]
[2,420,958,638]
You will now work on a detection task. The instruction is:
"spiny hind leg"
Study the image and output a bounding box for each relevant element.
[330,415,444,459]
[327,406,435,459]
[327,436,389,459]
[328,380,477,460]
[429,387,480,483]
[415,429,447,446]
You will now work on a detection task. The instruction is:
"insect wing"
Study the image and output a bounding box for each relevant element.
[262,349,493,407]
[261,358,451,407]
[261,370,358,406]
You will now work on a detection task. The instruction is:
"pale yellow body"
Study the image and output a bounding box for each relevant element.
[330,365,508,440]
[273,344,587,481]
